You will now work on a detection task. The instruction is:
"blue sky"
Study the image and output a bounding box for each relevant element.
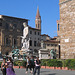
[0,0,59,38]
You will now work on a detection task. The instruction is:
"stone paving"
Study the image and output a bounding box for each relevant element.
[0,68,75,75]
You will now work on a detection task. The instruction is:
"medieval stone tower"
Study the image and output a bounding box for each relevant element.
[57,0,75,59]
[35,7,41,30]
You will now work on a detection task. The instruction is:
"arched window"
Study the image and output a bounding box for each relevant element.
[36,24,37,28]
[30,31,32,34]
[21,25,24,31]
[38,32,39,35]
[34,41,37,47]
[58,24,60,31]
[13,39,17,46]
[6,38,9,45]
[34,32,36,35]
[30,40,32,46]
[5,23,9,30]
[38,24,39,28]
[0,19,2,26]
[13,24,17,28]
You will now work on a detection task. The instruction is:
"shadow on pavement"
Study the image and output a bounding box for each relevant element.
[45,73,56,75]
[41,71,50,73]
[0,73,2,75]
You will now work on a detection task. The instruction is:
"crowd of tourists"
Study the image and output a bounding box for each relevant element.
[1,56,41,75]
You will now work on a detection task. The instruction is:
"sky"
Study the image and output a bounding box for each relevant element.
[0,0,59,38]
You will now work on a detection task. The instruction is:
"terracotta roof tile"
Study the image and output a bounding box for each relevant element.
[44,40,60,43]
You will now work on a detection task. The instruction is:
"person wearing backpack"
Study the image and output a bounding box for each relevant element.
[31,56,35,72]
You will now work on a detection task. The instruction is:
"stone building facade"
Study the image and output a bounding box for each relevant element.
[57,0,75,59]
[40,39,60,59]
[0,15,28,54]
[41,34,51,41]
[41,34,51,49]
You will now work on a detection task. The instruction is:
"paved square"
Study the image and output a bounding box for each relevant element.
[0,68,75,75]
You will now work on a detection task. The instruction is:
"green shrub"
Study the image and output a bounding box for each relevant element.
[14,61,18,66]
[13,59,75,70]
[47,59,54,67]
[47,59,58,67]
[41,59,62,67]
[21,60,27,67]
[14,61,21,66]
[56,61,62,67]
[13,60,27,67]
[41,59,47,66]
[61,60,66,67]
[14,61,19,66]
[41,59,58,67]
[41,59,75,69]
[65,59,75,69]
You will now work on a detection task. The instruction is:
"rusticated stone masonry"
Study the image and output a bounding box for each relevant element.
[57,0,75,59]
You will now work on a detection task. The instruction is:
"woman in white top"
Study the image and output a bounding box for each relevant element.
[33,57,41,75]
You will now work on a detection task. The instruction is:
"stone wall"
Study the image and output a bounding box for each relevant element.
[0,15,28,54]
[58,0,75,59]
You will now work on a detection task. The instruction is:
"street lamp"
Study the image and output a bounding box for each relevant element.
[0,51,2,59]
[58,44,60,59]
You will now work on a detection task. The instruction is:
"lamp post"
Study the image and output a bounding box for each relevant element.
[58,44,60,59]
[0,51,1,55]
[0,51,2,59]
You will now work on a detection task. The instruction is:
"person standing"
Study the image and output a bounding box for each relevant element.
[26,56,32,74]
[6,57,16,75]
[33,57,41,75]
[31,56,35,72]
[1,58,6,75]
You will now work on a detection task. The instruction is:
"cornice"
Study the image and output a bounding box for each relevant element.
[59,0,72,5]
